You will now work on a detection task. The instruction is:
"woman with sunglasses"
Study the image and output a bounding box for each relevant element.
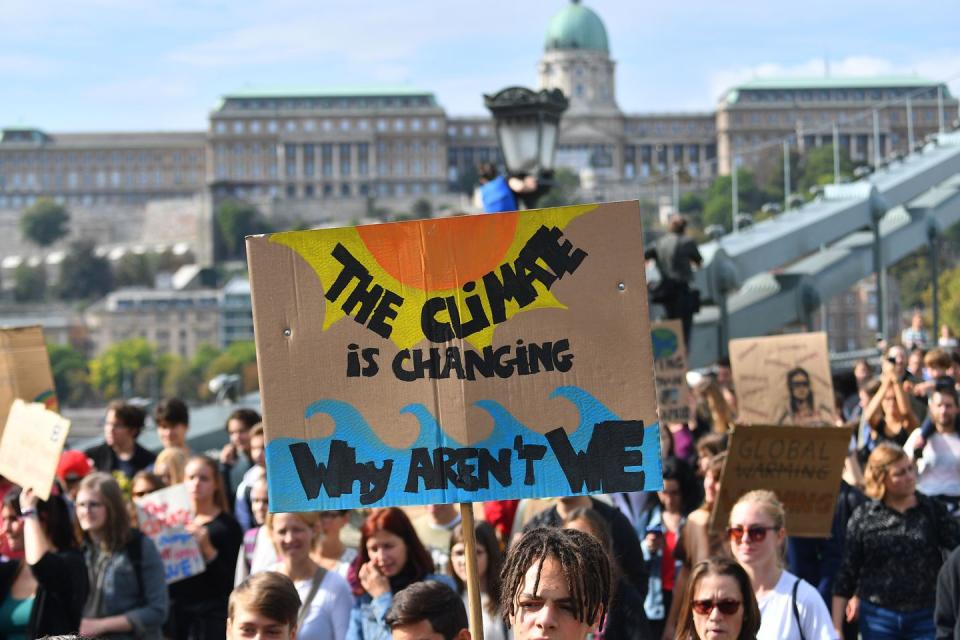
[676,556,760,640]
[728,490,836,640]
[832,443,960,640]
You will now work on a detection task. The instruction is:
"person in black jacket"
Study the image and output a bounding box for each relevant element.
[936,545,960,639]
[85,401,156,486]
[0,486,88,638]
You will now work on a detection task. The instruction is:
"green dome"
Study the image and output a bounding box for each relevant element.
[544,0,609,53]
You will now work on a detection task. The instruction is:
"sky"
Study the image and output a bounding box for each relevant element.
[3,0,960,132]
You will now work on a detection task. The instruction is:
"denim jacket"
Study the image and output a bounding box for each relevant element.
[638,504,684,621]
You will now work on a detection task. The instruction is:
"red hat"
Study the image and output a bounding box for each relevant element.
[57,450,92,483]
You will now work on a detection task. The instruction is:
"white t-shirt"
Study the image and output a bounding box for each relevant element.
[756,571,837,640]
[272,564,352,640]
[906,429,960,496]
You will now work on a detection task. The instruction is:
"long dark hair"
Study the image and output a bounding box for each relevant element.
[448,521,503,615]
[3,486,79,551]
[350,507,434,596]
[676,556,761,640]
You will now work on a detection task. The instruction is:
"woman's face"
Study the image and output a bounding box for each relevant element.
[0,505,23,552]
[153,461,171,486]
[450,540,488,584]
[881,390,901,420]
[729,501,782,571]
[76,487,108,534]
[703,471,719,505]
[185,460,215,505]
[658,479,683,513]
[319,511,347,538]
[271,513,317,563]
[251,482,269,526]
[883,457,917,501]
[692,573,745,640]
[131,477,157,500]
[365,530,408,578]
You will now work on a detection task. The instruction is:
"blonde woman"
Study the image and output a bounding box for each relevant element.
[833,443,959,639]
[728,490,836,640]
[267,511,352,639]
[153,447,188,486]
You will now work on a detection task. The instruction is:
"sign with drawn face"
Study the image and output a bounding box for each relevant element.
[729,332,836,427]
[651,320,690,423]
[246,201,663,511]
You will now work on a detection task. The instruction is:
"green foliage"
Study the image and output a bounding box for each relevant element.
[13,264,46,302]
[47,343,95,406]
[216,201,271,259]
[114,253,156,288]
[89,338,157,400]
[923,265,960,332]
[162,357,201,400]
[796,145,855,196]
[56,240,113,300]
[764,149,801,205]
[536,168,581,208]
[678,192,703,215]
[20,199,69,247]
[701,168,770,230]
[412,198,433,218]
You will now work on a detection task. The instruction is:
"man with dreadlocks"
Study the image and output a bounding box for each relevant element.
[500,527,612,640]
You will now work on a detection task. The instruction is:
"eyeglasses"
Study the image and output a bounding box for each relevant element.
[692,599,742,615]
[727,525,778,544]
[132,491,151,499]
[789,379,810,389]
[76,501,105,510]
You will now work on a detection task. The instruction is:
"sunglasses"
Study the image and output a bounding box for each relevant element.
[692,599,742,615]
[727,525,778,544]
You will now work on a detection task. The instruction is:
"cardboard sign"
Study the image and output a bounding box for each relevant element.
[709,424,852,538]
[135,484,205,584]
[651,320,689,423]
[0,399,70,500]
[0,326,58,436]
[729,332,836,426]
[246,201,662,512]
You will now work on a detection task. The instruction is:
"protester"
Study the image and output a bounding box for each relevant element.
[154,398,191,451]
[939,324,959,350]
[477,162,518,213]
[75,472,168,639]
[675,556,761,640]
[346,507,455,640]
[499,527,611,640]
[227,572,301,640]
[233,423,266,531]
[645,213,703,346]
[905,385,960,516]
[447,521,508,640]
[313,510,358,579]
[85,402,156,487]
[482,499,519,545]
[267,511,352,640]
[236,476,275,584]
[219,408,262,512]
[562,507,649,639]
[56,450,93,500]
[936,545,960,638]
[833,443,960,639]
[128,471,165,527]
[902,312,930,351]
[859,361,918,466]
[168,455,243,640]
[0,486,88,638]
[728,490,836,639]
[153,447,188,486]
[384,581,469,640]
[412,504,460,575]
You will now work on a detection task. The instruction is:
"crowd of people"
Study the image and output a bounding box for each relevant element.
[2,315,960,639]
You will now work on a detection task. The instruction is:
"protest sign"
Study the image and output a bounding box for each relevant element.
[0,399,69,500]
[246,201,662,512]
[651,320,689,423]
[135,484,205,583]
[729,332,836,426]
[709,424,852,537]
[0,326,58,436]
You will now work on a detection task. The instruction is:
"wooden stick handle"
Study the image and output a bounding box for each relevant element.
[460,503,484,640]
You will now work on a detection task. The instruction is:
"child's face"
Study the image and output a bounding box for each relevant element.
[227,606,295,640]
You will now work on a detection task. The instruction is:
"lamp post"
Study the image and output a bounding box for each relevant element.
[484,86,569,209]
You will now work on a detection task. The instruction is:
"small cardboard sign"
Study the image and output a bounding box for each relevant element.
[246,201,662,512]
[651,320,689,423]
[0,399,70,501]
[709,424,852,538]
[0,326,58,437]
[729,332,836,426]
[135,484,205,584]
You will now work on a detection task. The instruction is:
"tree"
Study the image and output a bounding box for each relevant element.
[47,343,95,406]
[411,198,433,219]
[19,199,69,247]
[923,265,960,333]
[702,168,770,230]
[536,167,581,208]
[56,240,113,300]
[13,264,46,302]
[216,201,271,259]
[89,338,157,400]
[796,144,856,196]
[114,253,156,288]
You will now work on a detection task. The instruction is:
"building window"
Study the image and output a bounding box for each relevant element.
[340,144,351,176]
[322,144,333,177]
[340,183,351,197]
[340,119,350,131]
[285,121,297,132]
[303,144,315,177]
[233,121,244,134]
[267,120,278,133]
[216,122,227,134]
[394,119,406,132]
[304,119,316,132]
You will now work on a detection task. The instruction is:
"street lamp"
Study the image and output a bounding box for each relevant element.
[484,86,569,208]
